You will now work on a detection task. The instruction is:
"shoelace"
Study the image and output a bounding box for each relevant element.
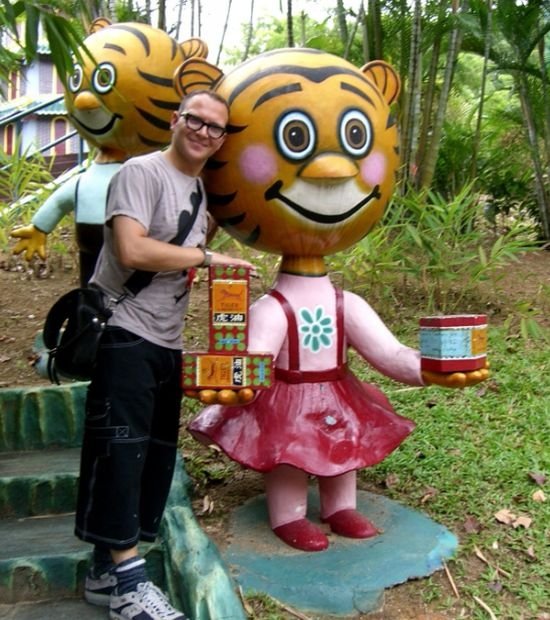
[137,582,180,616]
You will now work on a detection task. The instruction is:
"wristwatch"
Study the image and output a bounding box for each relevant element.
[199,248,213,268]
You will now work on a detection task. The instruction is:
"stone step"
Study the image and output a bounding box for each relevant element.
[0,384,87,452]
[0,448,80,518]
[0,513,164,604]
[0,598,107,619]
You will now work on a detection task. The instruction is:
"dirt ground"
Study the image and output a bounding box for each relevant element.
[2,247,549,390]
[1,247,549,619]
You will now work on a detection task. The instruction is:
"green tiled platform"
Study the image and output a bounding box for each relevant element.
[0,383,245,620]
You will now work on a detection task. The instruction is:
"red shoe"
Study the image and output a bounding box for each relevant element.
[273,518,329,551]
[322,509,380,539]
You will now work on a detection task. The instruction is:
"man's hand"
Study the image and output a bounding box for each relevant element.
[184,388,255,405]
[422,363,490,388]
[11,225,47,261]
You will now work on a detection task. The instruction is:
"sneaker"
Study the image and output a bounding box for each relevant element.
[109,581,188,619]
[85,568,117,606]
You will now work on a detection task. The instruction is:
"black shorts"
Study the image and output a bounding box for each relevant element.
[75,326,183,549]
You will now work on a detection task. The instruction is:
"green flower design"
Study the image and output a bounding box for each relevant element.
[299,305,334,353]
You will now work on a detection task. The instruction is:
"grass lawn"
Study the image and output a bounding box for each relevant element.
[352,325,549,619]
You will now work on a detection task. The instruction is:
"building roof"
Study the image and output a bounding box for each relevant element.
[0,94,67,123]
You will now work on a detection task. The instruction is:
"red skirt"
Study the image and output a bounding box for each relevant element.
[188,369,415,477]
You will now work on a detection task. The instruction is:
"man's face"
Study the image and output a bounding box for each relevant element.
[171,94,228,166]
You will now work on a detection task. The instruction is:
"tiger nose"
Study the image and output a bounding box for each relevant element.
[300,154,358,181]
[73,91,101,111]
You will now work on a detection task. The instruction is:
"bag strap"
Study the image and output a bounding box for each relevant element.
[43,288,82,350]
[122,179,203,297]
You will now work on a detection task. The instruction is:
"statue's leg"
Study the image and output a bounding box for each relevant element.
[265,464,328,551]
[319,470,379,539]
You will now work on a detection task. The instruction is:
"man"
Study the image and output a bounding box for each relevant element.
[75,90,253,620]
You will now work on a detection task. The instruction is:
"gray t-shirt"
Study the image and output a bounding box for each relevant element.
[90,151,207,349]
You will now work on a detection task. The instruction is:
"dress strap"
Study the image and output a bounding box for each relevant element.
[335,286,344,366]
[267,289,300,370]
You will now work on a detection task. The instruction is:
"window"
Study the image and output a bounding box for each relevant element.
[53,117,68,154]
[8,71,19,100]
[3,123,15,155]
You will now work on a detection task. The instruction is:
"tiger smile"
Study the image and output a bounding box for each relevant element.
[70,111,122,136]
[265,180,381,224]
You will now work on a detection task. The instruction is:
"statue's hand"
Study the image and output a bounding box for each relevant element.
[11,225,47,261]
[184,388,255,405]
[422,362,490,388]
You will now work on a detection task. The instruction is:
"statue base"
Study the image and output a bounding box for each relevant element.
[224,488,458,617]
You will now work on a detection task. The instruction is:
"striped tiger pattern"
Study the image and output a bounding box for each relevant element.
[175,48,401,258]
[65,20,208,158]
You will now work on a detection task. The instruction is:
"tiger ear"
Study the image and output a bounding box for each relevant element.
[361,60,400,106]
[180,37,209,61]
[173,58,224,99]
[89,17,111,34]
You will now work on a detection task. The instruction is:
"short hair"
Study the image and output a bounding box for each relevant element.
[178,89,229,115]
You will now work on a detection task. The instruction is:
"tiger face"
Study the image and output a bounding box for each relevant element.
[65,21,207,159]
[175,48,400,257]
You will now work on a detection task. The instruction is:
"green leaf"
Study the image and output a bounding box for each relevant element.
[24,3,39,60]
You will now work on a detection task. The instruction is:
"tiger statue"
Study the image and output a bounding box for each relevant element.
[180,48,489,552]
[11,19,207,285]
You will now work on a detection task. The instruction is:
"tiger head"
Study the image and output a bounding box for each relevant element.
[174,48,400,259]
[65,19,208,162]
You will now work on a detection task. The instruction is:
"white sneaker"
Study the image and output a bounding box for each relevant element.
[84,568,117,606]
[109,581,188,619]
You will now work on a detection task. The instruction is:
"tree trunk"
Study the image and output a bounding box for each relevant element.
[359,1,368,63]
[157,0,166,31]
[217,0,233,64]
[344,2,363,60]
[538,34,550,175]
[470,0,492,180]
[369,0,382,59]
[242,0,255,61]
[299,10,307,47]
[286,0,294,47]
[419,1,464,190]
[175,0,185,39]
[517,74,550,241]
[336,0,349,47]
[414,0,447,190]
[400,0,422,191]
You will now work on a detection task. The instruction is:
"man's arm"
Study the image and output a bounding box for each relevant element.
[112,215,253,272]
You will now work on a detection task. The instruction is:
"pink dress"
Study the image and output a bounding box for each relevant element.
[188,273,424,477]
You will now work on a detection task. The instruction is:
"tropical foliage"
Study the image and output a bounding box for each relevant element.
[1,1,548,241]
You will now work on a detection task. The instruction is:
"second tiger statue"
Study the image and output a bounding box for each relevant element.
[11,19,207,285]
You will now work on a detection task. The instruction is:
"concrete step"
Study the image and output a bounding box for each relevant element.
[0,513,164,604]
[0,448,80,517]
[0,598,106,619]
[0,513,89,604]
[0,384,87,452]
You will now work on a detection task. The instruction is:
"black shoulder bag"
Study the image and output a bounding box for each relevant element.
[42,287,113,384]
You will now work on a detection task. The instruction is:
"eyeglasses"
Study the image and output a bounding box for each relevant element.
[180,112,226,139]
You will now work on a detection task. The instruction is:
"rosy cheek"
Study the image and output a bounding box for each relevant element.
[239,145,278,184]
[360,151,387,187]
